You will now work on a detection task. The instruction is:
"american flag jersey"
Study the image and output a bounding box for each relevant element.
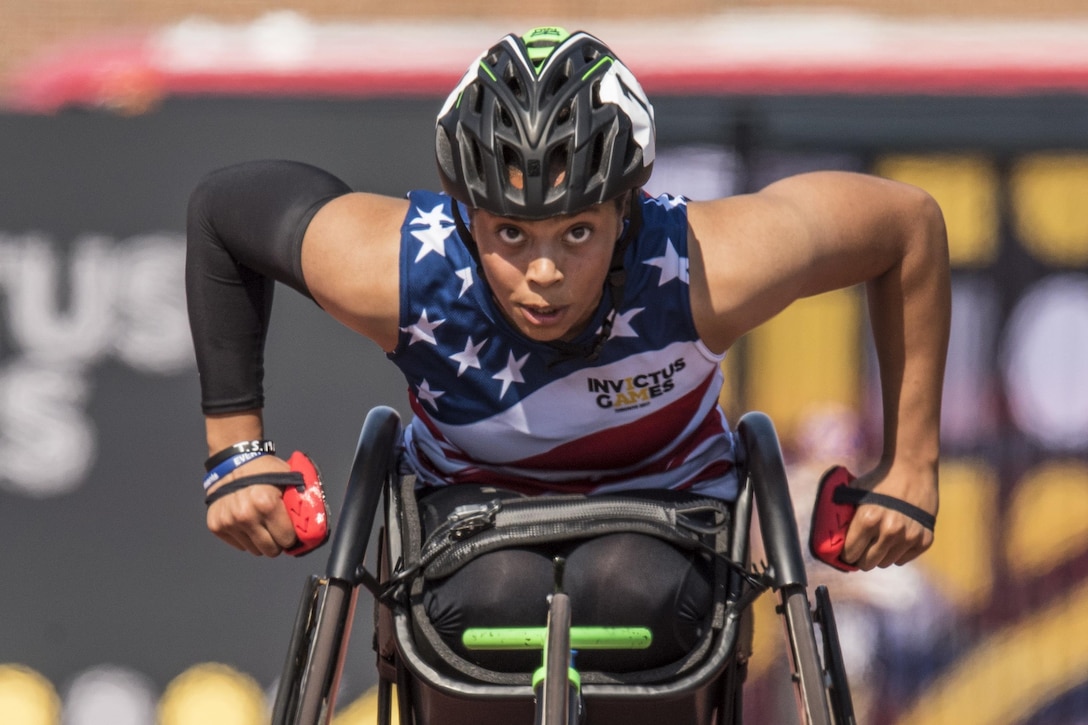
[387,190,738,501]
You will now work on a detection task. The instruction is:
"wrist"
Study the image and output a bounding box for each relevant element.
[205,410,264,456]
[205,439,276,471]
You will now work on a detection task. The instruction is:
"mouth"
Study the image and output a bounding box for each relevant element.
[517,303,566,327]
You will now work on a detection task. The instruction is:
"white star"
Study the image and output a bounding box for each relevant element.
[455,267,474,298]
[602,307,644,339]
[492,350,530,400]
[650,194,687,210]
[400,309,445,346]
[449,336,488,376]
[409,204,455,262]
[415,379,445,410]
[644,239,689,286]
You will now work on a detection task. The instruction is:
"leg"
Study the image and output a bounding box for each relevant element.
[418,485,554,672]
[563,532,713,672]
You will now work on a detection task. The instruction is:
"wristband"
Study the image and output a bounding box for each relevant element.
[205,439,276,472]
[202,450,270,491]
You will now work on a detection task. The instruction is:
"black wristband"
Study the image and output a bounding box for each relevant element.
[204,471,304,506]
[831,486,937,531]
[204,439,276,472]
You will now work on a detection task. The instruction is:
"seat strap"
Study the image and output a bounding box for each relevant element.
[418,494,730,580]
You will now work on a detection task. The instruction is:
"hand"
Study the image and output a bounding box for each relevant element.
[841,460,938,570]
[205,454,300,556]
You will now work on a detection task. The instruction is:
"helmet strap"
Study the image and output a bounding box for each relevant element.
[449,200,483,277]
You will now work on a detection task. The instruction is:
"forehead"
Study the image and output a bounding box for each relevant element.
[473,202,618,228]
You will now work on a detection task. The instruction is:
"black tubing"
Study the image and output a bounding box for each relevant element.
[736,411,808,590]
[325,406,402,582]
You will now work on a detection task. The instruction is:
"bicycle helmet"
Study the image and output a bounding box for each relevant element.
[435,27,656,220]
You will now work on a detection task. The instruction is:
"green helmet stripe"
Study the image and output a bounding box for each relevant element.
[582,56,614,81]
[478,61,498,82]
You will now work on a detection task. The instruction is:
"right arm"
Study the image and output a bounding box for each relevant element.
[185,160,406,555]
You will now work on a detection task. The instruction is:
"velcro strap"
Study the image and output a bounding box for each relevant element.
[832,486,936,531]
[204,472,304,506]
[419,495,729,580]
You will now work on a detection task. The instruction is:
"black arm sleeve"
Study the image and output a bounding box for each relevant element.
[185,160,352,414]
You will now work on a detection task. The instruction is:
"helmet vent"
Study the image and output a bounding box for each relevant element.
[469,139,485,179]
[467,83,484,115]
[502,63,526,101]
[590,133,605,175]
[545,60,573,101]
[556,99,573,126]
[547,145,569,190]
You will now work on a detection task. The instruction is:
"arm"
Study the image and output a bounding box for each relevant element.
[185,160,405,556]
[687,171,950,570]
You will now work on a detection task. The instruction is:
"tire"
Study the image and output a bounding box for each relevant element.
[780,586,833,725]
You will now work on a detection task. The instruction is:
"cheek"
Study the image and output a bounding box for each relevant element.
[479,253,520,294]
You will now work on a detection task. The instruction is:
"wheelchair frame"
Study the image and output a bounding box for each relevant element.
[271,406,856,725]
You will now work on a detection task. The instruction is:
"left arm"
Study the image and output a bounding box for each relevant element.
[686,171,950,570]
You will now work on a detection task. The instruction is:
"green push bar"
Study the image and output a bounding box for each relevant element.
[462,627,652,650]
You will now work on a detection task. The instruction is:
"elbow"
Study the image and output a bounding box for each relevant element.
[910,186,950,270]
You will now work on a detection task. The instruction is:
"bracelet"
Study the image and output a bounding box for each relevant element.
[204,439,276,472]
[202,450,271,491]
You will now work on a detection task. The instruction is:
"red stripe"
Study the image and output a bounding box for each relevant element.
[15,46,1088,113]
[441,457,734,496]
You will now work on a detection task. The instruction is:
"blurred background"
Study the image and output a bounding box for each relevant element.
[1,1,1087,724]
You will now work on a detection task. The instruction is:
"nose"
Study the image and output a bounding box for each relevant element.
[526,255,563,287]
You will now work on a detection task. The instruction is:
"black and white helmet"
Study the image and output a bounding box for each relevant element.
[435,27,656,219]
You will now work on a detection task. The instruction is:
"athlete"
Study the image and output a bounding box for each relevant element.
[187,28,949,669]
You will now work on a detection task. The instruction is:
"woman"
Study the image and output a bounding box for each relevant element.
[187,27,949,670]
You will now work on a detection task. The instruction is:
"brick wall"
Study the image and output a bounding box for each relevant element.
[3,0,1085,93]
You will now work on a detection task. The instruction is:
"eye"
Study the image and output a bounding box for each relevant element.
[564,224,593,245]
[496,225,526,245]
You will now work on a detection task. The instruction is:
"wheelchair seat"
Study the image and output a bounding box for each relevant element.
[272,406,854,725]
[374,437,756,725]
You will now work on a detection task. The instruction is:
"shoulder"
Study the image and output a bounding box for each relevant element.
[683,171,941,351]
[300,190,417,350]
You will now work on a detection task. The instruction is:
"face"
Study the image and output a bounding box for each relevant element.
[471,202,625,343]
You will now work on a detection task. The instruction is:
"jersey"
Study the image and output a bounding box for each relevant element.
[387,190,738,500]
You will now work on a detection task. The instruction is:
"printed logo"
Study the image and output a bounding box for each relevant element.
[587,358,685,411]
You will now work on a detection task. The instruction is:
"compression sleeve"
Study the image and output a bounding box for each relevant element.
[185,160,352,414]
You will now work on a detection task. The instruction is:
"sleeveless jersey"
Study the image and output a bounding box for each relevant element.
[387,190,738,500]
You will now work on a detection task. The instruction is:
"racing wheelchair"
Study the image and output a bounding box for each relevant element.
[271,406,856,725]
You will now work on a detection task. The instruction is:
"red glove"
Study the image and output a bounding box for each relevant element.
[809,465,937,572]
[809,466,861,572]
[204,451,331,557]
[281,451,331,556]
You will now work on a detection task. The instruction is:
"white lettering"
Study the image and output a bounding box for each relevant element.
[0,231,192,497]
[0,361,94,497]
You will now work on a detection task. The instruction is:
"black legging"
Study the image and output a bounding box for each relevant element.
[417,485,714,673]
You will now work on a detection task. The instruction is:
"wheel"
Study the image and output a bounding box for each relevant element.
[814,586,857,725]
[540,592,573,725]
[779,586,833,725]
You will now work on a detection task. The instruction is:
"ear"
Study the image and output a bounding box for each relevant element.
[616,190,633,218]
